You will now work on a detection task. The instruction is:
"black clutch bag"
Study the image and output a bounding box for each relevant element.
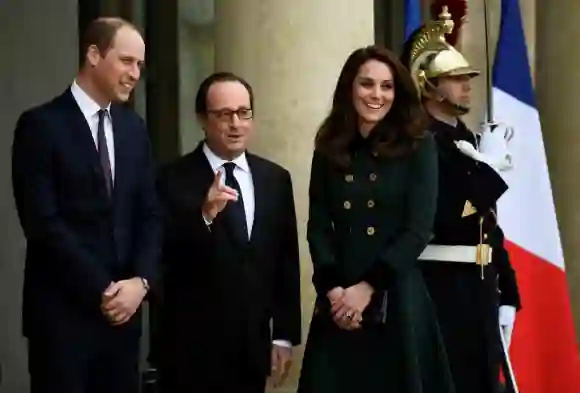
[362,290,389,326]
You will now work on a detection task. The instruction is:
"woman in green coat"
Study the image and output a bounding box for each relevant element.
[297,45,455,393]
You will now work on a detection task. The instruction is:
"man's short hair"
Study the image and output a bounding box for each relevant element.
[79,17,139,68]
[195,72,254,116]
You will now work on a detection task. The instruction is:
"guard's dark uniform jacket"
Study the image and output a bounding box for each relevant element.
[421,117,522,393]
[298,131,455,393]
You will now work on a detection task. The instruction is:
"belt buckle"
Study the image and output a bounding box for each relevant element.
[475,244,492,266]
[475,244,492,280]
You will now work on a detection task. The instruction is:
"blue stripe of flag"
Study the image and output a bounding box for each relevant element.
[404,0,422,39]
[492,0,536,107]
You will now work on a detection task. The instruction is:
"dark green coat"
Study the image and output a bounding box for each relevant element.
[298,131,455,393]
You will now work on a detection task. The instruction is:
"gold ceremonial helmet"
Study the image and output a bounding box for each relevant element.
[407,6,480,98]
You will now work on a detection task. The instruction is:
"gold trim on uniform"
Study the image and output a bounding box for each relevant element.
[461,200,477,217]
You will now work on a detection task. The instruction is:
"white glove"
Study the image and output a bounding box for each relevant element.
[479,122,514,172]
[498,305,517,349]
[455,140,492,165]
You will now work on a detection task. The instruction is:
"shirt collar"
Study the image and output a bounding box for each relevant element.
[70,79,111,119]
[202,142,250,173]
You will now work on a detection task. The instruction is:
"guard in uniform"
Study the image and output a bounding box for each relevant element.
[401,8,522,393]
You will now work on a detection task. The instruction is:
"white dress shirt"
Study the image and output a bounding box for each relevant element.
[202,143,291,349]
[203,143,254,237]
[70,80,115,181]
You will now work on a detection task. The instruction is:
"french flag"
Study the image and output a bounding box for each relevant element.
[489,0,580,392]
[404,0,421,39]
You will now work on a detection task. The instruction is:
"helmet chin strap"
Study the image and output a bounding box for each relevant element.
[424,78,470,116]
[443,97,470,116]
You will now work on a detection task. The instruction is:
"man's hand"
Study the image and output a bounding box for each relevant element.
[479,122,515,172]
[499,305,517,349]
[269,344,292,388]
[201,170,238,222]
[101,277,147,326]
[455,140,484,162]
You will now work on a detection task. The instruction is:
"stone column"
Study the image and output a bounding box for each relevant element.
[214,1,375,391]
[536,0,580,335]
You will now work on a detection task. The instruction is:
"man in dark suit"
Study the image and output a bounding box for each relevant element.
[156,72,302,393]
[11,17,161,393]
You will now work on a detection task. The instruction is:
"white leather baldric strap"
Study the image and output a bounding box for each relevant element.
[418,244,493,264]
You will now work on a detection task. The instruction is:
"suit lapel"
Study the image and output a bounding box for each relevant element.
[248,154,267,247]
[58,90,108,200]
[192,145,266,250]
[190,144,246,248]
[110,105,129,203]
[190,143,216,186]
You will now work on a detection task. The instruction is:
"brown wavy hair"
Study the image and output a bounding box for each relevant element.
[315,45,429,167]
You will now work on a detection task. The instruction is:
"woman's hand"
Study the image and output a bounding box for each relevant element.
[342,281,374,313]
[327,286,357,330]
[327,286,345,304]
[330,282,374,330]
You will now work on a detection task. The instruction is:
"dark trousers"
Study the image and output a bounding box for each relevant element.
[159,363,265,393]
[27,328,140,393]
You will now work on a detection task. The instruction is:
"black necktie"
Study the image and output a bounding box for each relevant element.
[223,162,248,241]
[97,109,113,197]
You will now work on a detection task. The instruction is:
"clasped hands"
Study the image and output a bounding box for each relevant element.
[327,282,374,330]
[100,277,147,326]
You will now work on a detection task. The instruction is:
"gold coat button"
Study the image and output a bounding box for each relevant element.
[367,200,375,208]
[369,173,377,181]
[344,201,351,209]
[345,174,354,182]
[366,226,375,236]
